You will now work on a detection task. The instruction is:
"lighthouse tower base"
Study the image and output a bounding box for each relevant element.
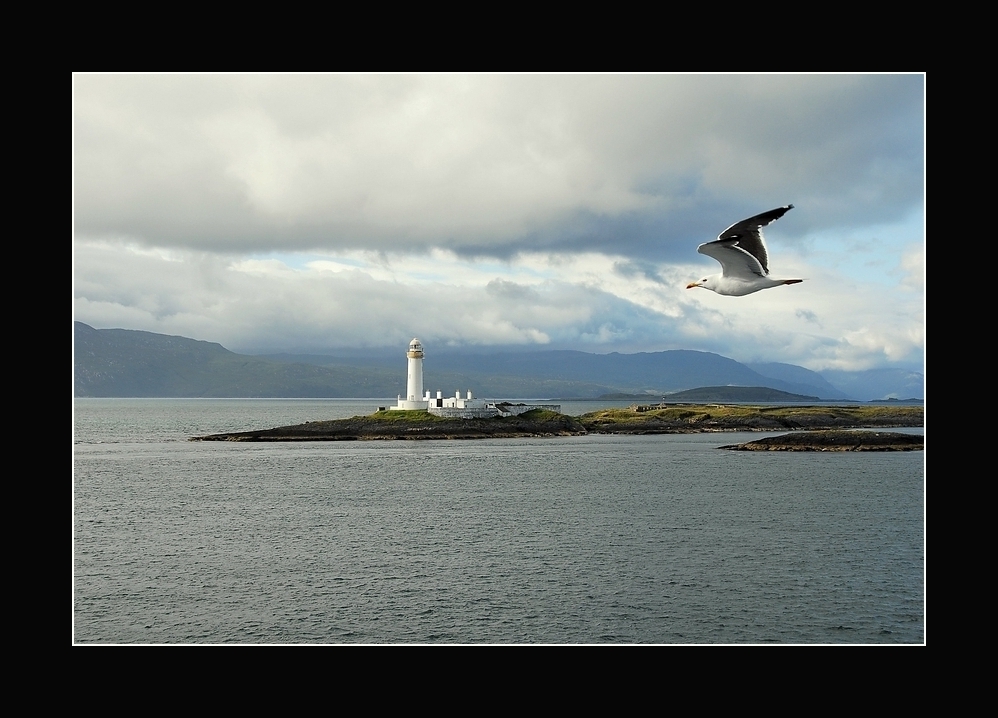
[393,398,429,411]
[391,338,429,411]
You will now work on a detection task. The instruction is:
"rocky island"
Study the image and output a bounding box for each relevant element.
[192,404,923,446]
[720,430,923,451]
[577,403,922,433]
[194,408,586,441]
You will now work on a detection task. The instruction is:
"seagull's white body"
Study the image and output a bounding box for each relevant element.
[687,205,802,296]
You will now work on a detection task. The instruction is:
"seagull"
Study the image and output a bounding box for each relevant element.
[687,205,802,296]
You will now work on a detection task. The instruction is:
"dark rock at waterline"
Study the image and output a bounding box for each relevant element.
[720,430,923,451]
[193,409,586,441]
[193,405,925,442]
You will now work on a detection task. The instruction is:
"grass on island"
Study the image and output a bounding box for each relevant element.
[577,404,923,425]
[366,410,451,423]
[194,403,921,442]
[367,405,923,424]
[364,408,564,423]
[351,404,921,430]
[515,408,564,421]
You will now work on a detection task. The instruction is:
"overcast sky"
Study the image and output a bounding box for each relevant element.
[73,74,924,372]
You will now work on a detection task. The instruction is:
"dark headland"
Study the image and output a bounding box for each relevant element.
[720,430,923,451]
[193,404,923,449]
[194,408,585,441]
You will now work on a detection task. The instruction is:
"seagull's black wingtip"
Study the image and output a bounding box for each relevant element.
[787,204,794,210]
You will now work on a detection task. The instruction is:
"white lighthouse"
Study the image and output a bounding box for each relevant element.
[406,337,424,403]
[388,336,557,416]
[392,338,429,410]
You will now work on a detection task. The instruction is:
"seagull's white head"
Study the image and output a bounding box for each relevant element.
[687,274,720,291]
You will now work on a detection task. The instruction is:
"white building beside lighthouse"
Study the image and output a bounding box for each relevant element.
[390,337,558,417]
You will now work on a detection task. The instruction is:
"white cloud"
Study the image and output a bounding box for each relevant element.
[899,244,925,292]
[74,238,923,371]
[73,74,924,373]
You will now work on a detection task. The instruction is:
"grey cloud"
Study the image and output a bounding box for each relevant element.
[74,240,683,355]
[485,279,541,301]
[74,74,924,261]
[796,309,821,325]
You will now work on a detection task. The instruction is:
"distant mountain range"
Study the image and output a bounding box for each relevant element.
[73,322,923,401]
[653,386,820,402]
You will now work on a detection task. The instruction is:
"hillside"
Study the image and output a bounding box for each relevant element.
[73,323,923,400]
[73,323,613,398]
[74,322,400,397]
[664,386,820,402]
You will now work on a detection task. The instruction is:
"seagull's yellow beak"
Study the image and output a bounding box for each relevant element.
[686,281,699,289]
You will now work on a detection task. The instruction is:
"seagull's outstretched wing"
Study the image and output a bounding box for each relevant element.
[697,240,767,280]
[699,204,794,277]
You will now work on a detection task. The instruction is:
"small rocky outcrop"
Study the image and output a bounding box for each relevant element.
[720,430,923,451]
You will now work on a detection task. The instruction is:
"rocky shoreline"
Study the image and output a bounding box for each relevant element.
[576,404,922,434]
[720,430,923,452]
[192,405,924,446]
[193,409,586,441]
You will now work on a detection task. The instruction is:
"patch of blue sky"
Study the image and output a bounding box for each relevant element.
[407,254,560,285]
[795,207,923,288]
[245,252,368,272]
[508,259,561,282]
[402,269,457,283]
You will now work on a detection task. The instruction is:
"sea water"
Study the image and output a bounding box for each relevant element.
[73,399,925,644]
